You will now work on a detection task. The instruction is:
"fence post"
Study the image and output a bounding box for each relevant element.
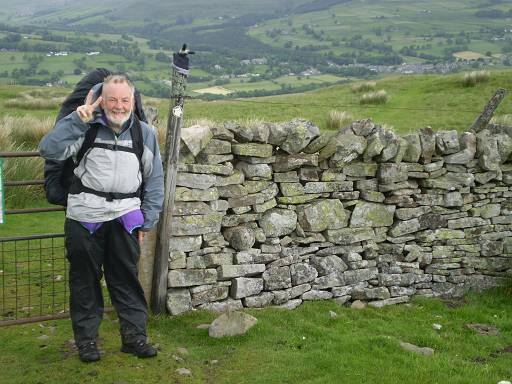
[470,88,507,133]
[150,46,192,314]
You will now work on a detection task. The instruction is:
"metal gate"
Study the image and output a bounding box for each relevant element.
[0,152,69,326]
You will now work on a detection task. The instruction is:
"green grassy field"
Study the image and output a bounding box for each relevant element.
[0,285,510,384]
[182,70,512,133]
[248,0,510,58]
[1,68,511,136]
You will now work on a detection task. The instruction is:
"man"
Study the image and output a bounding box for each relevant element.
[39,74,164,362]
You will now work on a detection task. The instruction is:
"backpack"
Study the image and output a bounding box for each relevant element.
[44,68,148,206]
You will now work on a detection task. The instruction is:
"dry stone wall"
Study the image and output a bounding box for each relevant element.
[165,119,512,315]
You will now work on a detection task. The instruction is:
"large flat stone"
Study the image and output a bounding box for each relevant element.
[169,235,203,252]
[191,285,229,306]
[231,277,264,299]
[170,213,223,236]
[232,143,273,158]
[280,119,320,154]
[177,173,217,190]
[175,187,219,202]
[217,264,266,280]
[262,266,292,290]
[349,202,396,228]
[326,228,375,245]
[181,125,213,156]
[168,269,217,287]
[297,199,349,232]
[273,154,319,172]
[258,208,297,237]
[166,289,192,315]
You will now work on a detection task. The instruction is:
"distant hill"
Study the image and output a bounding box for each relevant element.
[0,0,510,97]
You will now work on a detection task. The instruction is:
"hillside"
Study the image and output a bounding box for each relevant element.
[1,70,511,135]
[0,0,509,97]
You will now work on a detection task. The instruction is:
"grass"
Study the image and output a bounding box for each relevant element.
[462,70,491,87]
[491,114,512,126]
[0,205,65,237]
[351,82,377,93]
[248,0,509,61]
[0,114,52,207]
[325,110,353,130]
[2,69,512,135]
[4,97,64,110]
[0,285,511,383]
[360,90,390,105]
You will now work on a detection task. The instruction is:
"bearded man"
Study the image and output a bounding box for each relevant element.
[39,74,164,362]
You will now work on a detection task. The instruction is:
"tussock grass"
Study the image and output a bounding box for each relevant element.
[490,114,512,126]
[0,115,50,207]
[20,89,68,99]
[326,110,353,130]
[1,144,44,208]
[0,115,53,149]
[360,90,389,105]
[184,117,218,128]
[351,81,377,93]
[4,88,66,110]
[462,70,490,87]
[4,96,65,110]
[154,120,167,152]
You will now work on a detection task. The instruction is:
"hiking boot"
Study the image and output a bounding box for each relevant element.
[78,341,100,362]
[121,339,157,358]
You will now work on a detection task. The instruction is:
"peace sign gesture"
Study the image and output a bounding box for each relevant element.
[76,90,103,123]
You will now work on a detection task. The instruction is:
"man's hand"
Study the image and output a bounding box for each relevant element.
[76,90,103,123]
[138,230,146,245]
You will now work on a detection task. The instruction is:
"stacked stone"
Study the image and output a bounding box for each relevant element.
[165,119,512,315]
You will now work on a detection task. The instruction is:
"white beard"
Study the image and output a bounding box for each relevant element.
[105,109,131,128]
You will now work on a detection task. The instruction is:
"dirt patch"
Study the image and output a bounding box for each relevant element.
[442,297,468,309]
[60,338,104,359]
[473,345,512,363]
[465,323,500,336]
[471,356,488,364]
[194,86,233,95]
[453,51,487,60]
[61,339,78,359]
[490,345,512,358]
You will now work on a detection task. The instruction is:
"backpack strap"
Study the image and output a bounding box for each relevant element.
[131,118,144,166]
[76,124,100,165]
[71,178,141,202]
[69,118,145,202]
[132,117,145,200]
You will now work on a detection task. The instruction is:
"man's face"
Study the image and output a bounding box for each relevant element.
[101,82,134,128]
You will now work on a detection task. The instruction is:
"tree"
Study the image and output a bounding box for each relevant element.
[155,52,169,62]
[4,33,21,43]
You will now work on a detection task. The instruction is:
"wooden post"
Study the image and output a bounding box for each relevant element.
[138,228,157,303]
[151,47,191,314]
[470,88,508,133]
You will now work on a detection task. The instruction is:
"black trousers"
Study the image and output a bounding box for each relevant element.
[65,218,148,346]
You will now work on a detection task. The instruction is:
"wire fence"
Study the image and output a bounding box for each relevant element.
[0,152,111,326]
[0,234,68,325]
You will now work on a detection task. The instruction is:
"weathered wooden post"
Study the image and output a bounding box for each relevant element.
[151,45,193,314]
[470,88,508,133]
